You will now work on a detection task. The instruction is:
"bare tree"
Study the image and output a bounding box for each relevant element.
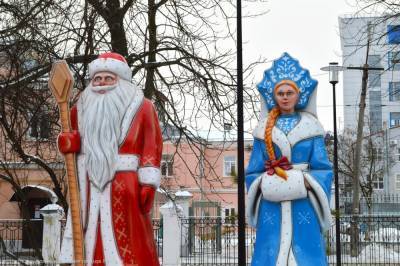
[327,121,395,255]
[0,0,265,233]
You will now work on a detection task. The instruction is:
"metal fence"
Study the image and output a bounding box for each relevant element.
[341,194,400,214]
[0,219,161,265]
[180,215,400,265]
[180,217,255,265]
[0,219,43,265]
[153,218,163,264]
[3,216,400,265]
[327,215,400,265]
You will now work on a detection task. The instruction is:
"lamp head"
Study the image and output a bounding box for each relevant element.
[329,62,339,84]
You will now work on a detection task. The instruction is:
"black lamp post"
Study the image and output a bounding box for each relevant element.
[321,62,344,266]
[236,0,246,265]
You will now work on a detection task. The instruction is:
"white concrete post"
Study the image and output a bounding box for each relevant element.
[160,200,183,266]
[174,190,192,217]
[174,191,193,257]
[39,203,64,265]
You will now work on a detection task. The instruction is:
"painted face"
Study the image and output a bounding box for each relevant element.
[92,71,118,87]
[274,83,299,114]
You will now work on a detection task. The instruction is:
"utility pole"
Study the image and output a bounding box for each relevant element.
[347,24,384,256]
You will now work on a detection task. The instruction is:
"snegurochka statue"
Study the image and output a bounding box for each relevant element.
[246,52,333,266]
[58,52,162,265]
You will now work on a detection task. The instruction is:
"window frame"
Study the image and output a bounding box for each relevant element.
[27,108,51,140]
[388,51,400,70]
[372,172,384,191]
[161,154,174,177]
[389,82,400,102]
[390,112,400,128]
[223,155,237,177]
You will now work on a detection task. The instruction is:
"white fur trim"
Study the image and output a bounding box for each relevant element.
[59,208,73,263]
[246,175,262,228]
[100,184,123,266]
[288,248,297,266]
[287,112,325,148]
[119,84,144,145]
[253,112,325,153]
[115,154,139,171]
[272,126,292,161]
[261,170,307,202]
[85,183,101,265]
[246,164,308,228]
[89,58,131,81]
[138,167,161,188]
[303,172,332,232]
[277,201,296,266]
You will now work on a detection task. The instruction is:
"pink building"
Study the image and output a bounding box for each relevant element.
[155,134,253,218]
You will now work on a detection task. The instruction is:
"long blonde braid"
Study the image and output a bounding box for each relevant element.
[264,107,280,160]
[264,107,288,179]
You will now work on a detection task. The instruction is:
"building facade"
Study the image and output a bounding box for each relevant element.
[339,15,400,199]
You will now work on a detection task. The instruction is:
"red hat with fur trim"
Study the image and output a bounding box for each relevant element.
[89,52,131,81]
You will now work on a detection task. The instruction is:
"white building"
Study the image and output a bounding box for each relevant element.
[339,15,400,199]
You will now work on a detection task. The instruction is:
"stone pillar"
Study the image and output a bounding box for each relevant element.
[160,200,183,266]
[39,203,64,265]
[174,190,193,257]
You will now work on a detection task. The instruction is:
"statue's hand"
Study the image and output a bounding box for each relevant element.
[57,131,81,154]
[140,185,156,214]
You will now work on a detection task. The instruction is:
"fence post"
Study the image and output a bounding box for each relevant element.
[175,191,193,256]
[39,203,64,265]
[160,200,183,266]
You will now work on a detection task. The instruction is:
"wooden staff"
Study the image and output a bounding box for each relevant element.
[49,61,85,265]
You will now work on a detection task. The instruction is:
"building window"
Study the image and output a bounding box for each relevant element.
[372,173,384,190]
[396,174,400,190]
[369,90,382,133]
[389,82,400,101]
[223,155,236,177]
[368,55,381,88]
[390,112,400,128]
[28,110,51,139]
[396,147,400,162]
[388,51,400,70]
[161,154,174,177]
[388,25,400,44]
[371,147,383,161]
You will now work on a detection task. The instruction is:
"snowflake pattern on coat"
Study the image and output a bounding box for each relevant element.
[275,113,300,135]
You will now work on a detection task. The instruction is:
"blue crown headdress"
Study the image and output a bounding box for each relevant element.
[257,52,318,111]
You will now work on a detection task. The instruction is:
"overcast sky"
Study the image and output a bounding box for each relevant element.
[242,0,358,132]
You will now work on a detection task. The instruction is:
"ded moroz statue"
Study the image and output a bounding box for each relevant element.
[58,52,162,265]
[246,52,333,266]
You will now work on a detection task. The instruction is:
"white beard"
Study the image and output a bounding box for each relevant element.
[80,79,136,190]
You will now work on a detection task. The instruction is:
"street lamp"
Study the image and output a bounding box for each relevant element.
[236,0,246,265]
[321,62,345,266]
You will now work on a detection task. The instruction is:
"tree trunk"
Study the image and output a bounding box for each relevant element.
[107,14,129,57]
[144,0,157,99]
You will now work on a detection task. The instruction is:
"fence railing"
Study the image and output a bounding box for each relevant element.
[341,194,400,214]
[179,215,400,265]
[152,218,163,264]
[2,215,400,265]
[0,219,43,265]
[327,215,400,265]
[0,219,161,265]
[180,217,255,265]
